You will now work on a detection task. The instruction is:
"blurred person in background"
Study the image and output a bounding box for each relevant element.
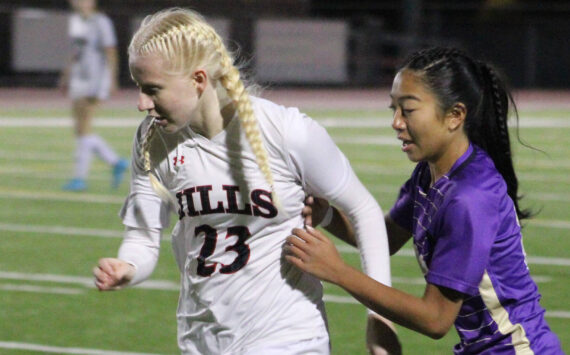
[59,0,128,191]
[287,47,563,354]
[93,7,400,355]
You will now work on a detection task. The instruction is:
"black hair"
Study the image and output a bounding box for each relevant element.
[399,47,532,220]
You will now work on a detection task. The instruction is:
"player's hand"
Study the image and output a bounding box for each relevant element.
[366,313,402,355]
[302,195,330,228]
[93,258,135,291]
[284,227,345,284]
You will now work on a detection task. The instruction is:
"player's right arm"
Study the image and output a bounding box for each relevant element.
[94,258,135,291]
[305,198,412,255]
[286,227,463,339]
[94,226,161,290]
[95,119,169,290]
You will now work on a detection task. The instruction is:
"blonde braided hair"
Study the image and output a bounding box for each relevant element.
[129,8,276,203]
[140,117,177,205]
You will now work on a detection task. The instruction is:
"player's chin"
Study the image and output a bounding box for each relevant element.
[161,123,184,134]
[406,154,421,163]
[403,148,423,163]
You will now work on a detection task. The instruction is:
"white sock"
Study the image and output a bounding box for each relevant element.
[86,134,119,166]
[73,136,93,179]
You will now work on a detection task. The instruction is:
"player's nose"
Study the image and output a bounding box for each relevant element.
[391,110,406,131]
[137,93,154,112]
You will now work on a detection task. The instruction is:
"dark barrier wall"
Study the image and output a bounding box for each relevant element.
[1,0,569,88]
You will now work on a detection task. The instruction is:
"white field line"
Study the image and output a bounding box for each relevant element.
[0,189,125,204]
[322,299,570,320]
[368,185,570,203]
[0,217,567,238]
[3,270,549,297]
[333,135,396,146]
[338,245,570,267]
[0,118,141,128]
[353,159,570,172]
[526,219,570,230]
[540,311,570,319]
[0,166,114,181]
[6,186,570,206]
[323,294,357,304]
[0,271,179,291]
[0,182,568,206]
[1,271,567,321]
[546,311,570,318]
[516,160,570,170]
[0,116,569,128]
[0,271,552,294]
[0,150,68,161]
[517,172,570,183]
[0,271,553,290]
[525,193,570,203]
[0,223,124,238]
[352,164,570,181]
[10,147,570,172]
[3,163,570,186]
[0,341,164,355]
[317,117,570,129]
[0,221,568,266]
[0,283,83,295]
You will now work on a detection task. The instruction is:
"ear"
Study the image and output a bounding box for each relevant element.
[446,103,466,131]
[192,69,208,94]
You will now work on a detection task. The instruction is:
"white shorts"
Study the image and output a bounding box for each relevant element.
[241,336,330,355]
[69,68,112,101]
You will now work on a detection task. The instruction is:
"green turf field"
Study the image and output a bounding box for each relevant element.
[0,104,568,354]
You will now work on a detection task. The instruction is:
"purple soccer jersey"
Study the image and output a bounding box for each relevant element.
[390,144,563,354]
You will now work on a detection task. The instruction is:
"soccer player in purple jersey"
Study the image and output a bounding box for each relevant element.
[286,47,563,354]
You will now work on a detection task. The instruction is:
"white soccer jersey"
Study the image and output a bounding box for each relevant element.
[68,12,116,100]
[119,96,391,354]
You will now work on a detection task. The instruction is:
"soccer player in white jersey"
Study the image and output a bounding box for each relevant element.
[59,0,128,191]
[93,7,399,354]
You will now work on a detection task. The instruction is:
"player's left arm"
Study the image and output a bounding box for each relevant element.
[285,116,390,285]
[285,115,398,352]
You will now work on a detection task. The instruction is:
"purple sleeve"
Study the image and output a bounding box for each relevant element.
[426,191,500,295]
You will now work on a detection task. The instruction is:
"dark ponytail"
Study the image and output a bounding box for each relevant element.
[477,63,531,219]
[400,47,532,220]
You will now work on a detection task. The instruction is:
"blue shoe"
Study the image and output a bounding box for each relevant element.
[112,158,129,189]
[62,178,87,191]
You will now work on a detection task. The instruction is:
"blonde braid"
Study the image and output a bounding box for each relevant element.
[141,119,177,206]
[221,63,275,192]
[201,28,276,192]
[180,20,277,197]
